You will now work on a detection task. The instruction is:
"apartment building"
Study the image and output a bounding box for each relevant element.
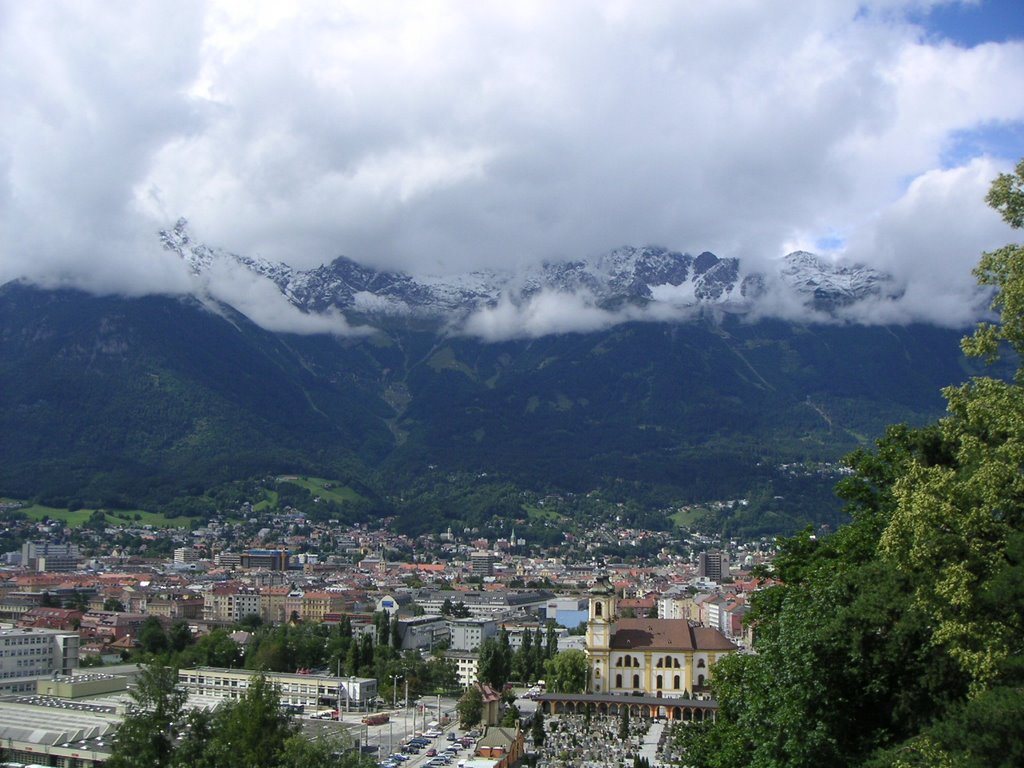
[0,627,80,694]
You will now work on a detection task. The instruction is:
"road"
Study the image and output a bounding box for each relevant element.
[305,696,463,764]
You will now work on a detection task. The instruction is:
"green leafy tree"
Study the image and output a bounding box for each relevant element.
[501,702,521,727]
[457,685,484,728]
[478,636,511,690]
[202,673,296,768]
[139,616,169,655]
[675,159,1024,768]
[181,628,242,668]
[512,625,533,682]
[168,619,194,653]
[426,656,459,694]
[107,665,189,768]
[544,649,589,694]
[276,731,375,768]
[531,707,545,746]
[544,624,558,659]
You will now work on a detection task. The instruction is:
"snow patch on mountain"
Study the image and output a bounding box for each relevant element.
[160,219,899,337]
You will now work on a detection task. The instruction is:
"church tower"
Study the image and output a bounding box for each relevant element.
[586,575,615,692]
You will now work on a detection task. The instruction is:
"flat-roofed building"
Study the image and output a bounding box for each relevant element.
[179,667,377,712]
[240,549,289,570]
[444,650,480,688]
[21,541,81,572]
[0,627,80,694]
[416,589,554,619]
[397,615,449,651]
[449,617,497,652]
[0,695,119,766]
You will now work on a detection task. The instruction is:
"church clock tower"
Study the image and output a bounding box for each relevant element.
[586,575,615,692]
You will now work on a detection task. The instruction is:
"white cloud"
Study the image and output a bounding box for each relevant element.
[1,0,1023,334]
[459,290,624,341]
[197,259,368,336]
[843,158,1018,326]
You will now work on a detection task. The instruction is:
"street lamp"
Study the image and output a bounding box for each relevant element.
[392,674,403,709]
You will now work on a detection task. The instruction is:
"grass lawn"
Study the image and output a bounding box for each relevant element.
[276,476,363,503]
[671,507,708,528]
[253,489,280,512]
[524,504,563,522]
[13,503,194,528]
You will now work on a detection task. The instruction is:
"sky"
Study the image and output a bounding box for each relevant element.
[2,0,1024,335]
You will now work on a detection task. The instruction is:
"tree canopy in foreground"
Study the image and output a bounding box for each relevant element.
[677,160,1024,767]
[107,666,375,768]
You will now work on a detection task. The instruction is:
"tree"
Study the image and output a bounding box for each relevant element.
[544,649,589,694]
[104,597,126,612]
[501,703,521,727]
[531,707,545,747]
[202,672,296,768]
[139,616,169,655]
[239,613,264,631]
[457,685,483,728]
[478,636,511,690]
[674,159,1024,768]
[513,624,533,682]
[619,704,630,740]
[168,619,194,653]
[390,613,401,649]
[545,624,558,659]
[106,665,189,768]
[426,656,459,694]
[276,731,375,768]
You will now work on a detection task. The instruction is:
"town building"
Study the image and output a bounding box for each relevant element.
[416,589,554,619]
[0,627,80,694]
[445,650,480,688]
[449,617,497,651]
[178,667,377,712]
[470,550,496,577]
[21,541,81,572]
[397,615,449,651]
[239,548,290,570]
[585,577,736,698]
[696,550,730,582]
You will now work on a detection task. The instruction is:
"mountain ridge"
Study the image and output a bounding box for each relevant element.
[159,219,900,330]
[0,276,988,536]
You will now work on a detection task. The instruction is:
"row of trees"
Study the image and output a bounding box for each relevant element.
[107,665,374,768]
[475,625,562,690]
[127,611,461,701]
[676,161,1024,766]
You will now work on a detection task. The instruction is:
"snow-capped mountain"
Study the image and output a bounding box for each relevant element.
[160,218,897,325]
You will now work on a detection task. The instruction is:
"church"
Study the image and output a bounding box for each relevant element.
[585,577,737,697]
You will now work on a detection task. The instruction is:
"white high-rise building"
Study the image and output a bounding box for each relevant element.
[0,627,80,694]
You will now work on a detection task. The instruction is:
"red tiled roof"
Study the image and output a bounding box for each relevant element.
[610,619,737,652]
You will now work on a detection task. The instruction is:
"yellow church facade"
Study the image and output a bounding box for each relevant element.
[585,577,737,697]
